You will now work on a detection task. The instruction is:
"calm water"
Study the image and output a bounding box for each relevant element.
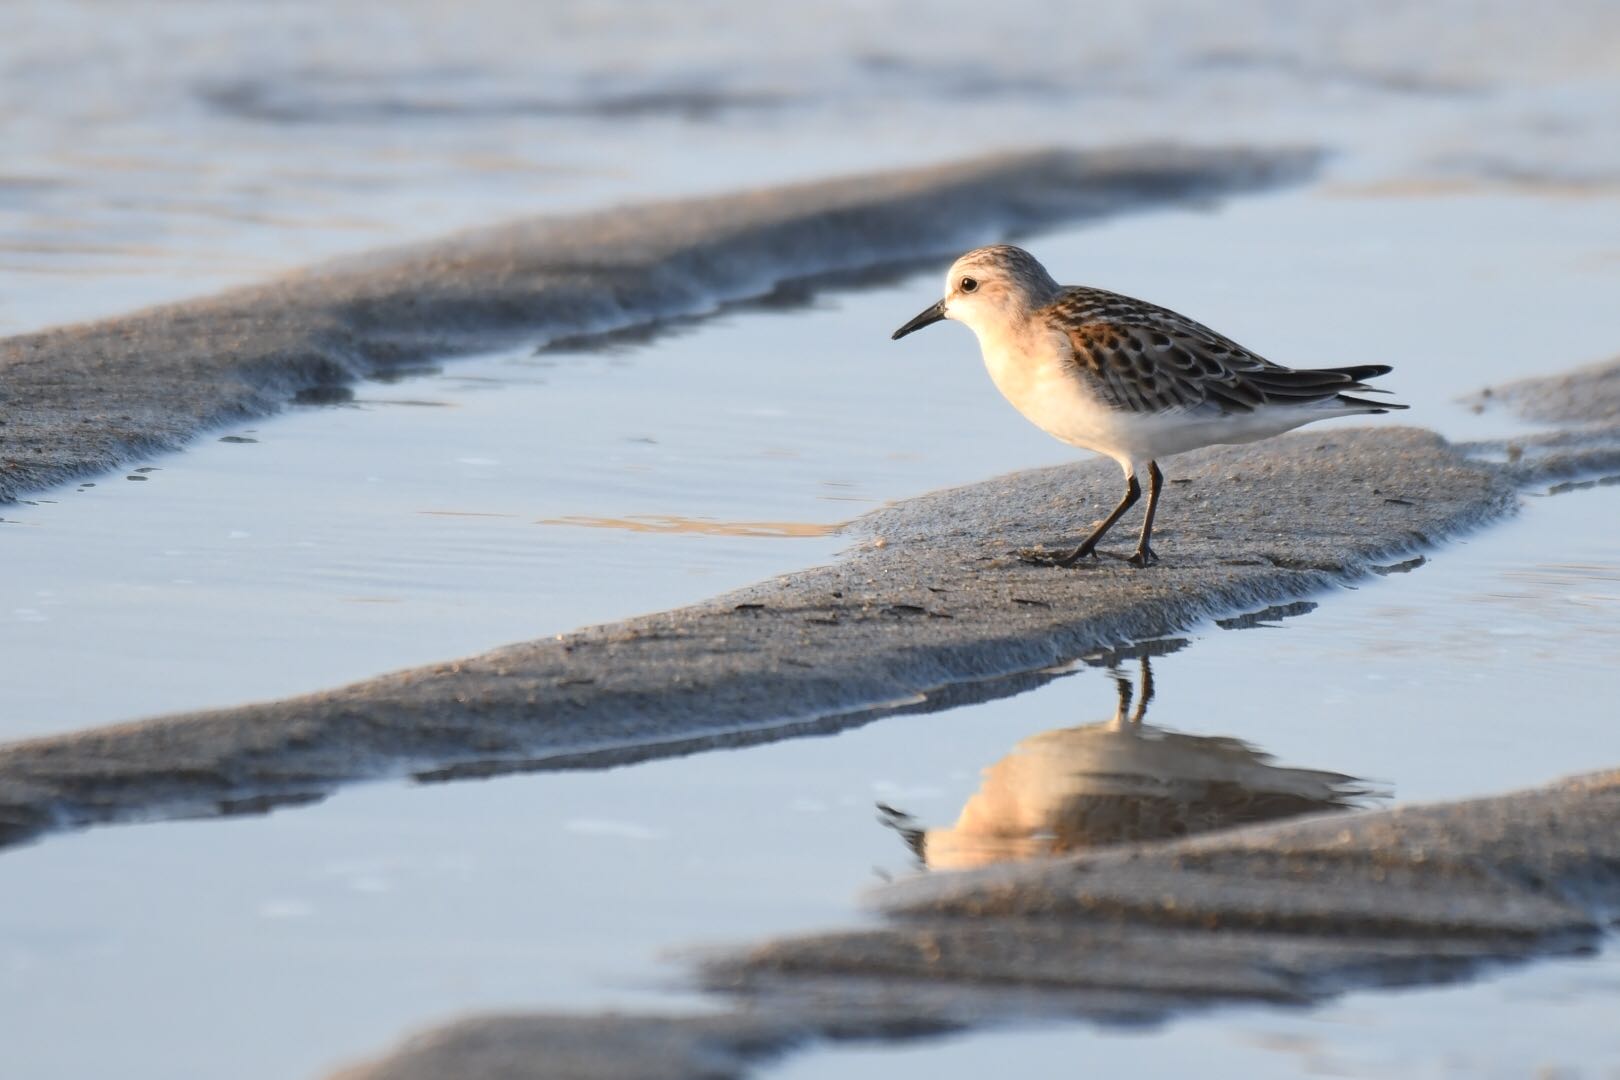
[5,189,1617,736]
[4,1,1620,334]
[3,482,1617,1080]
[5,4,1620,1078]
[769,942,1620,1080]
[4,189,1620,1079]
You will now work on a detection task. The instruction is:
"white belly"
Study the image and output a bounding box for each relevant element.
[977,331,1338,470]
[979,330,1137,465]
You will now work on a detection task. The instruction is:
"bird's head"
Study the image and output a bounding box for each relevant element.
[891,244,1061,341]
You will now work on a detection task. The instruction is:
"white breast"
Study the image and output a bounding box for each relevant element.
[975,323,1130,464]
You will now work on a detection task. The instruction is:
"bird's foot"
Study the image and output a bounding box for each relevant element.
[1127,546,1160,568]
[1055,544,1100,568]
[1015,546,1097,568]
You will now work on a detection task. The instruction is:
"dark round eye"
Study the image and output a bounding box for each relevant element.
[959,276,978,293]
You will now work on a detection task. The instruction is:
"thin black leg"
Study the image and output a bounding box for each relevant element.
[1128,462,1164,567]
[1133,655,1154,723]
[1058,472,1140,566]
[1114,656,1153,728]
[1109,666,1132,726]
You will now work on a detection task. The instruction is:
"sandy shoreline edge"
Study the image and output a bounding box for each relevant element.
[0,143,1312,504]
[334,766,1620,1080]
[329,396,1620,1080]
[0,425,1521,848]
[7,406,1619,851]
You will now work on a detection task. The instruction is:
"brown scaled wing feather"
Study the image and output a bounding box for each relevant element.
[1043,287,1396,417]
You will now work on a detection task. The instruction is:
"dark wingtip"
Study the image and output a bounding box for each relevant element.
[1330,363,1395,382]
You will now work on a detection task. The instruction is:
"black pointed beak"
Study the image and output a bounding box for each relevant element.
[891,299,947,341]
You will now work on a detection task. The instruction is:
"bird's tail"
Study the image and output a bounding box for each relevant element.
[1335,394,1407,413]
[1324,364,1408,413]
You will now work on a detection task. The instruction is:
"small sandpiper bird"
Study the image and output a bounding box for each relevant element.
[892,244,1407,567]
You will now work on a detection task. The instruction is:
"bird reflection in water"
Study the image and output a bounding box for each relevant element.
[881,656,1379,871]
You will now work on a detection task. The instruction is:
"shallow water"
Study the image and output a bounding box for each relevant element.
[6,6,1620,1073]
[3,482,1618,1080]
[3,186,1619,1077]
[768,942,1620,1080]
[5,187,1617,737]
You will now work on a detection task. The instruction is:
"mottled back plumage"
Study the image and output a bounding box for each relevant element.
[1045,287,1397,417]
